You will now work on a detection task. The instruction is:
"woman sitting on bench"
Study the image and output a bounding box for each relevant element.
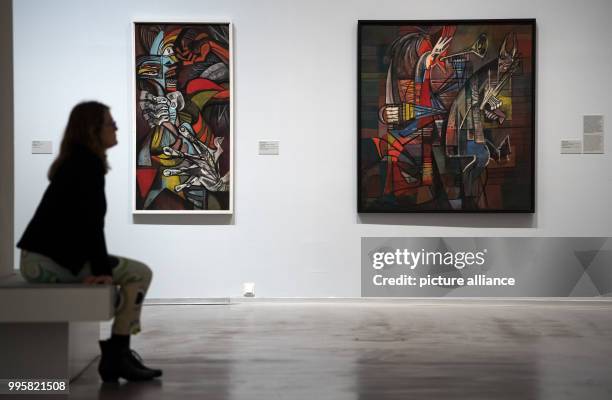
[17,101,162,383]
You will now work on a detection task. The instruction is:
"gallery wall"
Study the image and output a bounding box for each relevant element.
[1,0,14,278]
[12,0,612,298]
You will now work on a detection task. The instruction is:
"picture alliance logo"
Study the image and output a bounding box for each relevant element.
[371,249,488,270]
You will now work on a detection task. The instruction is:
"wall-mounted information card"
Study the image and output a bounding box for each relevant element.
[258,141,280,155]
[32,140,52,154]
[583,115,604,154]
[561,139,582,154]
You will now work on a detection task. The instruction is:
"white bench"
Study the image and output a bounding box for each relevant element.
[0,273,115,381]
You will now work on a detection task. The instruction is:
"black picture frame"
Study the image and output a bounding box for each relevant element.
[357,19,536,213]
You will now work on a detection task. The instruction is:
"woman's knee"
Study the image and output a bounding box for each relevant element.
[139,262,153,283]
[128,260,152,284]
[114,257,153,285]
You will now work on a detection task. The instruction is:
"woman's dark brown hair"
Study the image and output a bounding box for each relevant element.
[48,101,110,179]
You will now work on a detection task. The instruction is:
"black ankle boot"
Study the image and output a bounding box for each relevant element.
[127,349,163,378]
[98,340,158,382]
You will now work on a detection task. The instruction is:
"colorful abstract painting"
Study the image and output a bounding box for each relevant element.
[134,22,232,213]
[358,20,535,212]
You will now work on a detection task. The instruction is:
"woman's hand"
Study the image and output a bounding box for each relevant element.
[82,275,113,285]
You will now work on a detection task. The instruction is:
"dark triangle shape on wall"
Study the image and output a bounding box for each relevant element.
[574,251,600,271]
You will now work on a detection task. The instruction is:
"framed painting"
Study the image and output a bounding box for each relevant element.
[358,20,535,213]
[133,21,233,213]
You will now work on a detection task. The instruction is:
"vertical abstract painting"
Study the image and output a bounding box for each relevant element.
[134,22,232,213]
[358,20,535,212]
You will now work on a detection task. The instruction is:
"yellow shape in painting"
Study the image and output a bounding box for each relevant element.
[403,103,415,121]
[386,133,397,152]
[151,126,164,152]
[498,95,512,120]
[161,174,184,199]
[191,91,217,109]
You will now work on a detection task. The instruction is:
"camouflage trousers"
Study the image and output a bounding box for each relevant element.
[20,250,152,335]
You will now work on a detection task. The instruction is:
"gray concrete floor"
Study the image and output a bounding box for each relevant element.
[61,300,612,399]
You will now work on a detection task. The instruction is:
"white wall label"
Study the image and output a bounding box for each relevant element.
[583,115,604,154]
[259,140,279,155]
[32,140,52,154]
[561,139,582,154]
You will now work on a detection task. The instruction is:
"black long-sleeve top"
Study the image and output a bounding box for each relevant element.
[18,147,112,276]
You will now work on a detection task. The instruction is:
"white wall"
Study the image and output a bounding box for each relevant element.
[1,0,14,277]
[13,0,612,298]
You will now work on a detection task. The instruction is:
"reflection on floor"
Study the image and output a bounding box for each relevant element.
[63,300,612,400]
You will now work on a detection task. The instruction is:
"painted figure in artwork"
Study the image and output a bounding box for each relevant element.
[376,26,459,204]
[442,32,519,205]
